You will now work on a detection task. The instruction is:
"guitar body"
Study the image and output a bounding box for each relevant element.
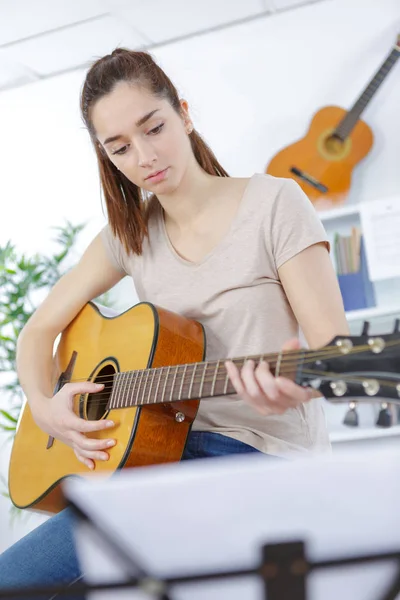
[266,106,373,210]
[8,302,204,514]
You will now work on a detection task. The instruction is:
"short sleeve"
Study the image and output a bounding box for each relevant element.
[269,178,330,272]
[100,225,129,275]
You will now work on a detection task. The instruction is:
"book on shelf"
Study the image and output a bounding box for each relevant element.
[334,226,362,275]
[334,228,376,312]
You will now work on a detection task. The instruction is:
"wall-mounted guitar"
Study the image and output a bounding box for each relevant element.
[7,302,400,514]
[266,34,400,210]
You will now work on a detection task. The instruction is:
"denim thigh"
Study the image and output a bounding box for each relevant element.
[0,507,83,600]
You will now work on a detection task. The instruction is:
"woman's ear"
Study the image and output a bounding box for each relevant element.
[180,98,189,115]
[180,99,193,134]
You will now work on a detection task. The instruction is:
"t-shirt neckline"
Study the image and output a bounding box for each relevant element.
[159,174,256,268]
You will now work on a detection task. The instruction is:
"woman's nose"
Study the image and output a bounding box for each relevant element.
[136,141,157,168]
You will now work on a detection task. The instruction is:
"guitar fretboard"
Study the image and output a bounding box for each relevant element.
[108,351,303,409]
[335,44,400,140]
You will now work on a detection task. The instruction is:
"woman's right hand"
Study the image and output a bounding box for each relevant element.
[32,381,116,470]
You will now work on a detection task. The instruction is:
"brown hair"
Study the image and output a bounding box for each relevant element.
[80,48,229,255]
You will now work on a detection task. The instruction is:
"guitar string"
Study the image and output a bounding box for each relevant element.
[63,340,400,404]
[76,368,400,409]
[63,338,400,387]
[67,340,400,410]
[69,339,400,408]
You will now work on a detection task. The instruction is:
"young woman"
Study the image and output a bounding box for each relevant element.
[0,48,349,597]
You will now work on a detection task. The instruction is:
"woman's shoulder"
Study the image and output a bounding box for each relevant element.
[217,173,287,203]
[226,174,300,219]
[248,173,297,196]
[246,174,318,215]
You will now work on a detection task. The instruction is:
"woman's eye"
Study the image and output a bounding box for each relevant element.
[110,124,164,155]
[112,145,128,156]
[148,123,164,135]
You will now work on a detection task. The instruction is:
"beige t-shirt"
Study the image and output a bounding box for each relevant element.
[101,173,332,457]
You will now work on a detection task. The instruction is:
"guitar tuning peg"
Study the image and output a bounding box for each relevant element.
[361,321,370,336]
[343,401,359,427]
[393,319,400,334]
[376,403,392,428]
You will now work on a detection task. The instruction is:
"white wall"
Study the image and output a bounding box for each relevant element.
[1,0,400,551]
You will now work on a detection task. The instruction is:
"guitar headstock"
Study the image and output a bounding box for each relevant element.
[301,320,400,406]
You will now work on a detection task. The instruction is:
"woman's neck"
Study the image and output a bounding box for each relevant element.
[157,162,225,229]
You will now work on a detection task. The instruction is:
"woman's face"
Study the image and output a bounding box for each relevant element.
[91,81,193,194]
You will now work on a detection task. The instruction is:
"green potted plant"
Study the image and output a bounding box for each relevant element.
[0,221,112,513]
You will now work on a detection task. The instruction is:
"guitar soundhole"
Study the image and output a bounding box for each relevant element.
[86,364,116,421]
[324,134,344,155]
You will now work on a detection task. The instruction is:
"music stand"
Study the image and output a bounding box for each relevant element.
[63,443,400,600]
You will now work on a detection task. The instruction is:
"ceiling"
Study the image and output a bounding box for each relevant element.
[0,0,326,92]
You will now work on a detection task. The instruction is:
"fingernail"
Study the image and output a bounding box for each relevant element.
[106,421,115,427]
[95,383,104,388]
[106,440,115,447]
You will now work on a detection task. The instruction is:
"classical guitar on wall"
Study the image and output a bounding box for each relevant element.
[266,34,400,210]
[8,301,400,514]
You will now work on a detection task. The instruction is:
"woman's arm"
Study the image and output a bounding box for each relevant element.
[226,242,349,413]
[278,242,350,349]
[16,233,125,469]
[17,233,124,408]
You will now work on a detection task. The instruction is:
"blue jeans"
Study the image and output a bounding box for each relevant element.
[0,432,260,599]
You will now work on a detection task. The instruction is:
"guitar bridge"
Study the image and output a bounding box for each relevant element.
[290,166,328,193]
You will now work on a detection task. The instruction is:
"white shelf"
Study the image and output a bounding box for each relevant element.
[318,204,360,223]
[346,304,400,322]
[330,424,400,443]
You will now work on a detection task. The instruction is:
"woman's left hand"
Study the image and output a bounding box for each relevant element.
[224,338,314,415]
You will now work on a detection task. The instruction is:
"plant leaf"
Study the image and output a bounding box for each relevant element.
[0,409,18,423]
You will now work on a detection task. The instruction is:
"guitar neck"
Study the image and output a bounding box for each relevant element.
[335,42,400,140]
[108,349,307,409]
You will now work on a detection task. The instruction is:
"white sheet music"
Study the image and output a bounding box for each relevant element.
[360,196,400,281]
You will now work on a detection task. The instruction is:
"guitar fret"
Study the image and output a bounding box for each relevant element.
[125,371,132,408]
[110,373,117,409]
[188,364,197,399]
[169,366,178,402]
[153,367,163,404]
[210,360,220,396]
[178,364,188,400]
[147,369,156,404]
[141,369,150,405]
[121,373,128,408]
[275,352,282,377]
[114,373,123,408]
[223,363,230,395]
[130,370,140,407]
[121,372,129,408]
[161,366,171,403]
[296,350,306,386]
[136,369,145,406]
[199,363,207,397]
[124,370,133,408]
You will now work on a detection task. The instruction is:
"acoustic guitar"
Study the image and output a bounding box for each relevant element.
[8,301,400,514]
[266,34,400,210]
